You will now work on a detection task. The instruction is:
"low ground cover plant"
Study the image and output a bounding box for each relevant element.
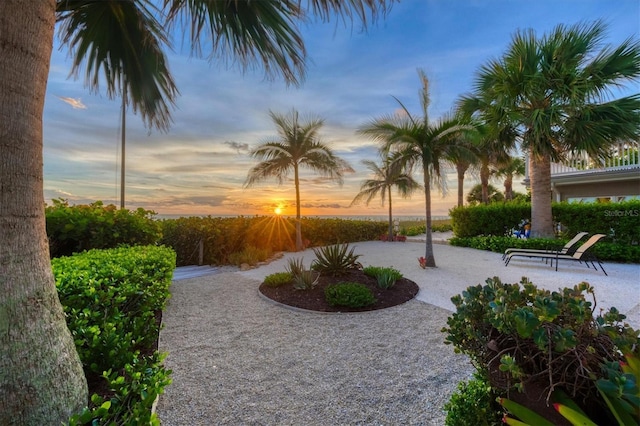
[228,245,272,266]
[324,282,376,308]
[363,266,403,289]
[443,374,502,426]
[442,276,640,424]
[263,272,293,287]
[53,245,175,425]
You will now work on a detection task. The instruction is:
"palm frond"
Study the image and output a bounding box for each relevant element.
[57,0,178,131]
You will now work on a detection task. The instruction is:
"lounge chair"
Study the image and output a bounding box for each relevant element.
[504,234,607,275]
[502,231,589,260]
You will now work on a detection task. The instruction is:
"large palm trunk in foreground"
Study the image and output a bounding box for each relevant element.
[423,168,436,267]
[528,150,554,238]
[0,2,88,423]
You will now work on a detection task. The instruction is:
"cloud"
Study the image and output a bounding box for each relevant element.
[224,141,250,152]
[56,96,87,109]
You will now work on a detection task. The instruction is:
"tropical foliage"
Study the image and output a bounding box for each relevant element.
[245,109,354,251]
[359,69,473,267]
[1,1,394,422]
[460,20,640,237]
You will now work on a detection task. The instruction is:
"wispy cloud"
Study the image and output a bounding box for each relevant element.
[56,96,87,109]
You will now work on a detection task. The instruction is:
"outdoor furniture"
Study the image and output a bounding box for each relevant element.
[504,234,607,275]
[502,231,589,260]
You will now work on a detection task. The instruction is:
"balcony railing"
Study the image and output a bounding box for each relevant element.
[550,141,639,175]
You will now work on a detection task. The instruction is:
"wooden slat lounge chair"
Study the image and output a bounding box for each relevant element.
[504,234,607,275]
[502,231,589,260]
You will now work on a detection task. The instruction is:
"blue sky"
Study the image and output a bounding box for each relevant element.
[43,0,639,217]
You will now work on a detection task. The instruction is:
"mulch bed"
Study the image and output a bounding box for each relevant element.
[259,269,419,312]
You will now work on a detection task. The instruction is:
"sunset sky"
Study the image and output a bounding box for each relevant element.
[43,0,639,218]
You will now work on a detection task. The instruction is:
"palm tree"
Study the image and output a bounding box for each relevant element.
[351,151,420,241]
[461,20,640,237]
[0,1,393,422]
[359,69,472,267]
[494,156,526,201]
[244,109,353,251]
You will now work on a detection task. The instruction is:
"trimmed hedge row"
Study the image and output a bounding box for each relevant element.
[450,200,639,243]
[53,245,175,425]
[46,199,161,258]
[449,235,640,263]
[159,216,387,266]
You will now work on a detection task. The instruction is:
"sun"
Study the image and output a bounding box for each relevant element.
[274,207,283,215]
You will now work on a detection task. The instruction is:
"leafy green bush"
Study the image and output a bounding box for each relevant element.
[449,235,640,263]
[449,200,640,245]
[263,272,293,287]
[46,199,161,258]
[311,243,362,276]
[324,282,376,308]
[160,216,386,266]
[443,374,503,426]
[228,245,271,266]
[442,277,639,420]
[53,245,175,425]
[363,266,403,289]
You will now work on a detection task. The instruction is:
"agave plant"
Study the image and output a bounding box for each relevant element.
[311,243,362,276]
[286,257,319,290]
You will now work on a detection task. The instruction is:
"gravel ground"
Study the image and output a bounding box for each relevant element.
[157,237,639,425]
[156,272,473,425]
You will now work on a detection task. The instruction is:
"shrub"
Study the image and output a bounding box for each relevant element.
[263,272,293,287]
[228,245,271,266]
[363,266,403,289]
[311,243,362,276]
[46,199,161,258]
[53,245,175,424]
[442,277,639,421]
[443,374,503,426]
[324,282,376,308]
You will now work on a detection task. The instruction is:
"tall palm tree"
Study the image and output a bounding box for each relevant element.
[244,109,353,251]
[359,70,472,267]
[494,156,526,201]
[461,20,640,237]
[351,151,420,241]
[0,1,393,422]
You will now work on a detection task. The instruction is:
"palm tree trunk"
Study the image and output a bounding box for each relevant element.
[0,2,88,423]
[529,150,555,237]
[480,161,491,204]
[294,164,303,251]
[387,186,394,241]
[423,168,436,267]
[504,173,513,200]
[456,162,468,207]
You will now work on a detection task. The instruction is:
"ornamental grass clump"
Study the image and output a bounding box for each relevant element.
[324,282,376,308]
[286,257,319,290]
[363,265,403,289]
[311,243,362,276]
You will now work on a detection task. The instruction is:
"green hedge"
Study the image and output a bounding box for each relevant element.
[160,216,386,266]
[46,199,162,258]
[450,200,640,244]
[53,245,175,425]
[449,236,640,263]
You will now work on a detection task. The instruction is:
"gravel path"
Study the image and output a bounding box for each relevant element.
[156,272,473,425]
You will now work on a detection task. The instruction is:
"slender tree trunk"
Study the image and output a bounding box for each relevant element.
[0,2,88,424]
[504,173,513,200]
[423,168,436,267]
[529,149,554,237]
[480,161,490,204]
[387,186,394,241]
[294,164,303,251]
[456,162,469,207]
